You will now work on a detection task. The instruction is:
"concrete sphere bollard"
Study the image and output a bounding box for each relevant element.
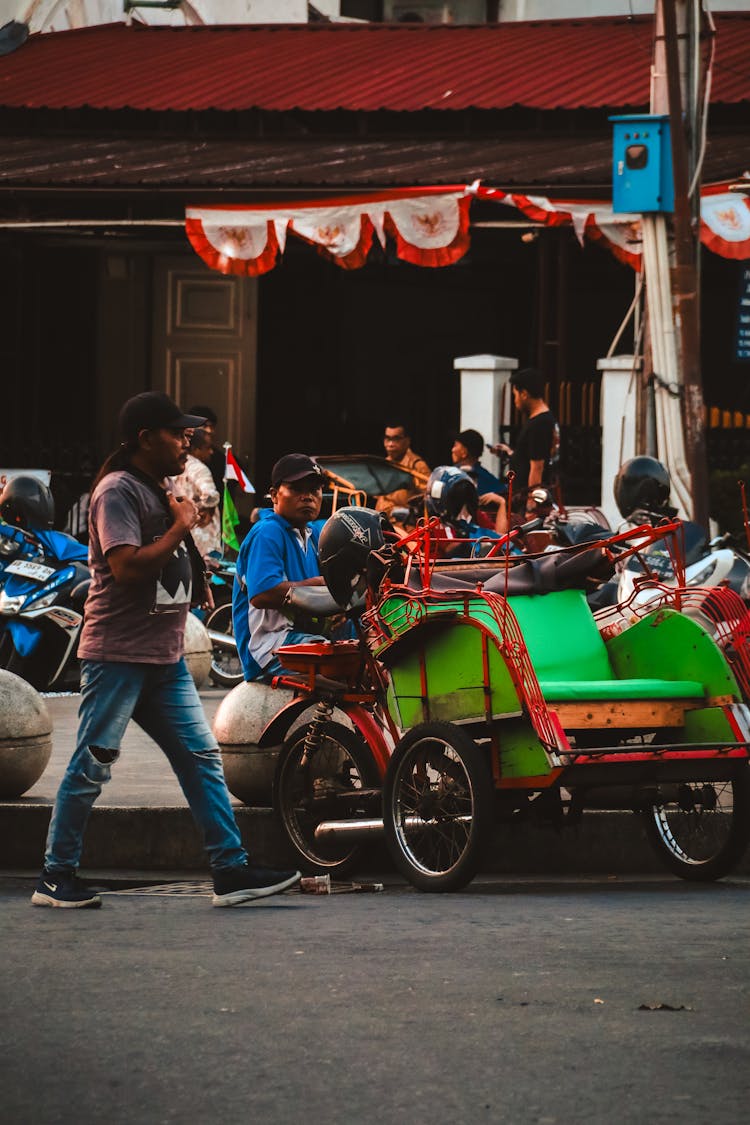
[183,613,212,689]
[0,669,53,798]
[213,680,296,805]
[214,681,354,806]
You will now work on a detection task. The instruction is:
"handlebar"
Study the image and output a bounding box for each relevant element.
[483,516,544,557]
[287,585,342,616]
[287,585,365,616]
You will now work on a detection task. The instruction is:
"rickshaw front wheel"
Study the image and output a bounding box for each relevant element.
[274,721,381,877]
[383,721,494,893]
[643,765,750,881]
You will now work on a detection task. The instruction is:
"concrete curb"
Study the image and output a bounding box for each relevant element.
[3,803,749,875]
[1,805,295,872]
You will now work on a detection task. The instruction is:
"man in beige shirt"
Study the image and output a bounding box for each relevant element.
[374,419,430,518]
[170,428,221,560]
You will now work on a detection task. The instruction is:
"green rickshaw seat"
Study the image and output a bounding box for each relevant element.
[537,678,705,702]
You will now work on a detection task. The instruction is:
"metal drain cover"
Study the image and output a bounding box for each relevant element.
[105,880,212,896]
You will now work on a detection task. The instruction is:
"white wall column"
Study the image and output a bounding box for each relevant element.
[597,354,640,528]
[453,354,518,478]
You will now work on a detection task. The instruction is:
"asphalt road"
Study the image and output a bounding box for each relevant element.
[2,875,749,1125]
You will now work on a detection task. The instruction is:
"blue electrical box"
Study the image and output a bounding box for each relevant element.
[610,114,674,214]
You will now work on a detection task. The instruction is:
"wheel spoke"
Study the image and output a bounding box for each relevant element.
[277,726,376,873]
[392,735,477,877]
[650,780,739,868]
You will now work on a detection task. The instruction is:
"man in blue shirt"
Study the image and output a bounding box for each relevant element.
[233,454,328,682]
[451,429,505,498]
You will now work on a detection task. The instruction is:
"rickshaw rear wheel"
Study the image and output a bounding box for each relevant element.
[643,765,750,881]
[273,721,381,877]
[383,721,494,893]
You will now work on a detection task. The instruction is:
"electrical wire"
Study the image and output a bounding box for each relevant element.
[617,278,647,468]
[607,270,645,359]
[688,0,716,200]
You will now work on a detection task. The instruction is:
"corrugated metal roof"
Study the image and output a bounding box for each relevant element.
[0,15,747,114]
[0,130,743,193]
[0,134,611,190]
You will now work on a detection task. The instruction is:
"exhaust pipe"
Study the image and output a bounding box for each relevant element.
[314,814,472,841]
[314,818,384,841]
[208,629,237,652]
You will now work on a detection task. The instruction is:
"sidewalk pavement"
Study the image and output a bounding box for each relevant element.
[2,688,749,878]
[24,689,227,807]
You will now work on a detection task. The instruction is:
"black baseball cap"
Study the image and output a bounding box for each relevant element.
[271,454,323,489]
[119,392,207,442]
[456,429,485,460]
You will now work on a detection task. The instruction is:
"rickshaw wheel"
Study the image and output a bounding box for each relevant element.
[273,721,381,877]
[643,765,750,881]
[383,721,494,893]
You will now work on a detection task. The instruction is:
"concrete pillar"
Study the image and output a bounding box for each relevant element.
[453,354,518,478]
[597,354,641,528]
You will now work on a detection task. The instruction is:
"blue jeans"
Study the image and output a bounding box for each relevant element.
[44,658,247,873]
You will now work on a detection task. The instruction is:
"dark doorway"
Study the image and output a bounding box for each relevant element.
[255,228,538,490]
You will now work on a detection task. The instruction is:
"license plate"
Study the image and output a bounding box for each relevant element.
[5,559,56,581]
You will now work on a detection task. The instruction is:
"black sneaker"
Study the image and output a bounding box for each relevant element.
[31,869,102,909]
[212,864,301,907]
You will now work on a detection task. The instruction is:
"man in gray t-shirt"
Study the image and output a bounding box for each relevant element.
[80,471,192,664]
[32,392,300,910]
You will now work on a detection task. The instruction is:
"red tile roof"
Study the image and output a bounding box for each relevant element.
[0,15,747,114]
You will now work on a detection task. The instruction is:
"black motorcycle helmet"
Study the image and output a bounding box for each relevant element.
[0,475,55,530]
[613,456,671,521]
[425,466,478,523]
[318,506,387,609]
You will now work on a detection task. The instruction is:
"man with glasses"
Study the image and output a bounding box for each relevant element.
[374,419,430,519]
[233,454,328,682]
[32,392,300,909]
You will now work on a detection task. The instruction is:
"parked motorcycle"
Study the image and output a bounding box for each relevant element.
[0,477,90,691]
[506,463,750,618]
[202,557,244,689]
[590,457,750,610]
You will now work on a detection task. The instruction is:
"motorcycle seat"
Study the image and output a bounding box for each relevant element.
[414,546,612,598]
[70,579,90,607]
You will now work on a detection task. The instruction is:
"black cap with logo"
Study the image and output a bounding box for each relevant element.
[271,454,323,489]
[119,392,207,442]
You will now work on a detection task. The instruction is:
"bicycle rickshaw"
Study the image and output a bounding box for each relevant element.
[261,508,750,892]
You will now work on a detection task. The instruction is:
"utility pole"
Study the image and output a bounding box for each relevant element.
[641,1,692,517]
[641,1,710,523]
[661,0,711,528]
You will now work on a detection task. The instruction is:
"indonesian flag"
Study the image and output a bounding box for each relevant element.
[224,443,254,493]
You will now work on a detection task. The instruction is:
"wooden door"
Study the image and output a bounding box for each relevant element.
[152,256,258,477]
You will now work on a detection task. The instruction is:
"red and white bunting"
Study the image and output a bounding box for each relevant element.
[185,185,477,276]
[699,185,750,260]
[486,184,750,269]
[187,181,750,277]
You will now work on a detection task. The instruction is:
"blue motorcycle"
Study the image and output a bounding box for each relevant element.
[0,523,90,691]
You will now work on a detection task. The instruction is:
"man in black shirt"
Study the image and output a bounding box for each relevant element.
[493,367,559,494]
